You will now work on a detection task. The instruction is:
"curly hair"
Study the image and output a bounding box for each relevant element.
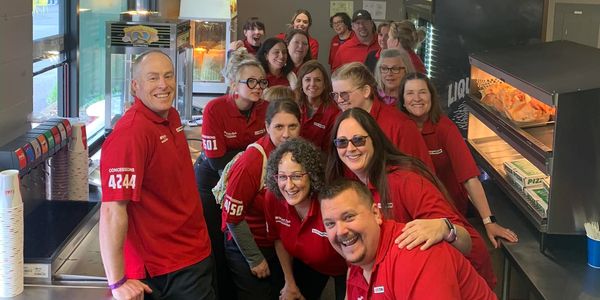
[266,138,325,199]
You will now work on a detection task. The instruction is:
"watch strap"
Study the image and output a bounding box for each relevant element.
[483,215,497,225]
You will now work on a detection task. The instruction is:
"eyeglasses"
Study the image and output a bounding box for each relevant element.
[239,78,269,89]
[333,135,369,149]
[380,66,406,74]
[274,172,307,183]
[330,87,362,103]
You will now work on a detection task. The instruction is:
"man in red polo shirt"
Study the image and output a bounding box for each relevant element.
[99,50,215,300]
[319,179,496,300]
[331,9,380,71]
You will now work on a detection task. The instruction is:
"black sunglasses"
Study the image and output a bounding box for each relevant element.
[239,78,269,89]
[333,135,369,149]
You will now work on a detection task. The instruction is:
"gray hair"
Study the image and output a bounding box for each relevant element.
[374,48,415,91]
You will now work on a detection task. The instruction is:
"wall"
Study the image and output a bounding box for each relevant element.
[0,0,33,145]
[237,0,405,68]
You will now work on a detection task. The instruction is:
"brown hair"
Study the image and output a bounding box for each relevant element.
[263,86,295,102]
[398,72,443,124]
[388,20,425,50]
[295,60,333,109]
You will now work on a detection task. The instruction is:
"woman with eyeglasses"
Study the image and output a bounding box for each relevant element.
[195,48,269,300]
[328,12,354,70]
[263,138,347,300]
[374,48,415,106]
[257,37,296,89]
[330,62,434,171]
[276,9,319,59]
[285,29,312,73]
[398,72,518,249]
[387,20,426,74]
[326,108,497,288]
[222,99,302,300]
[295,60,340,151]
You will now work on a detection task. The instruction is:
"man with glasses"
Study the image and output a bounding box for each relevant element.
[330,9,380,71]
[100,50,216,300]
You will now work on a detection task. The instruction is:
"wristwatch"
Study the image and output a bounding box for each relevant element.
[442,218,457,243]
[482,215,497,225]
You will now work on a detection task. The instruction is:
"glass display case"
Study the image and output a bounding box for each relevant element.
[191,20,230,94]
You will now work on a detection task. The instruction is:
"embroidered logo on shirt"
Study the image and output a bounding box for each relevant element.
[275,216,291,227]
[176,126,184,132]
[313,122,325,129]
[254,129,266,136]
[429,149,443,155]
[224,131,238,139]
[311,228,327,237]
[373,286,385,294]
[159,135,169,143]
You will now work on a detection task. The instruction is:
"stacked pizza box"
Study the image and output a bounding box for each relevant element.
[504,159,549,217]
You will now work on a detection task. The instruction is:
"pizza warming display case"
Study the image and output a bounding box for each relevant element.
[465,41,600,246]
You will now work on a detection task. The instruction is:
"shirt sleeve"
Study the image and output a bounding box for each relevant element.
[100,128,147,202]
[222,149,262,224]
[441,119,480,183]
[201,101,227,158]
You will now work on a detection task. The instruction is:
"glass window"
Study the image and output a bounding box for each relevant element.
[32,68,58,122]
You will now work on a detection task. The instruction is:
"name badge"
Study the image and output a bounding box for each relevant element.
[373,286,384,294]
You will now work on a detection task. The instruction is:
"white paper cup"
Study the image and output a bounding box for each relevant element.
[0,170,22,209]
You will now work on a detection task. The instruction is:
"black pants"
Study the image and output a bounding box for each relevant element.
[224,237,284,300]
[142,256,216,300]
[293,259,347,300]
[195,158,235,300]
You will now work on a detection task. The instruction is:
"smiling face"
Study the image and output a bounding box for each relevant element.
[244,26,265,47]
[321,188,382,268]
[379,56,406,91]
[332,16,348,35]
[293,13,310,31]
[131,52,176,118]
[377,25,390,49]
[288,33,309,66]
[266,42,288,73]
[267,112,301,147]
[402,79,432,122]
[332,79,372,112]
[235,65,266,103]
[277,152,311,207]
[302,69,324,102]
[335,117,373,180]
[352,19,374,42]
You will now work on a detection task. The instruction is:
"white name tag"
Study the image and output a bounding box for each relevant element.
[374,286,384,294]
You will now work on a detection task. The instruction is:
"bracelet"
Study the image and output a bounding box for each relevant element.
[108,276,127,290]
[442,218,457,243]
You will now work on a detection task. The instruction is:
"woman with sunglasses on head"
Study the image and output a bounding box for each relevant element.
[374,48,415,106]
[326,108,497,288]
[330,62,434,171]
[295,60,340,151]
[257,37,296,89]
[285,29,312,73]
[276,9,319,59]
[195,48,269,300]
[399,72,518,248]
[222,99,302,300]
[264,138,347,300]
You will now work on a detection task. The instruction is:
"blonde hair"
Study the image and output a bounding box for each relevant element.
[389,20,425,50]
[374,48,415,90]
[263,85,295,102]
[222,48,265,95]
[331,62,377,100]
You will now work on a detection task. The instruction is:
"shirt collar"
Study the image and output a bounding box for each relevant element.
[420,118,435,135]
[132,97,175,124]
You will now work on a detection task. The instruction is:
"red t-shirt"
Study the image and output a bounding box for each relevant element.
[201,94,267,158]
[264,192,347,276]
[331,34,380,71]
[100,98,211,279]
[346,221,496,300]
[369,99,435,172]
[243,39,260,56]
[408,49,426,74]
[368,169,496,288]
[329,32,355,68]
[421,116,480,216]
[300,102,340,151]
[266,72,291,88]
[222,135,275,247]
[276,33,319,59]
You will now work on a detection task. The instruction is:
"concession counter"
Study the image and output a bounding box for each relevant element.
[465,41,600,247]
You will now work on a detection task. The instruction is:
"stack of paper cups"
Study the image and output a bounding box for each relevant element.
[67,123,89,201]
[0,170,24,297]
[46,148,69,200]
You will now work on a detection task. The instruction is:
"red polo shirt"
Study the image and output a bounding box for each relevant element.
[421,116,480,216]
[369,99,435,172]
[266,73,290,88]
[331,34,380,71]
[264,192,347,276]
[101,98,211,279]
[346,220,496,300]
[300,102,340,151]
[222,135,275,247]
[329,32,355,67]
[408,49,426,74]
[201,94,267,158]
[243,39,260,55]
[276,33,319,59]
[368,168,496,288]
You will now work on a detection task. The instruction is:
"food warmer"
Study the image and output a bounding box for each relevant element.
[465,41,600,246]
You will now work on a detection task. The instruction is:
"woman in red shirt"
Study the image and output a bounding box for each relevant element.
[222,99,302,300]
[294,60,340,151]
[257,37,296,89]
[264,138,346,300]
[398,72,519,248]
[285,29,312,73]
[387,20,427,74]
[374,48,415,106]
[328,12,353,69]
[325,108,497,288]
[276,9,319,59]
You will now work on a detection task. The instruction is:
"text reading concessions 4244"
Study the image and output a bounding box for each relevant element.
[107,167,137,189]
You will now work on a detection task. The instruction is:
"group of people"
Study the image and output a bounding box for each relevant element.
[98,7,520,300]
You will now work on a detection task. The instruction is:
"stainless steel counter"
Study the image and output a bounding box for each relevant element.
[485,180,600,300]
